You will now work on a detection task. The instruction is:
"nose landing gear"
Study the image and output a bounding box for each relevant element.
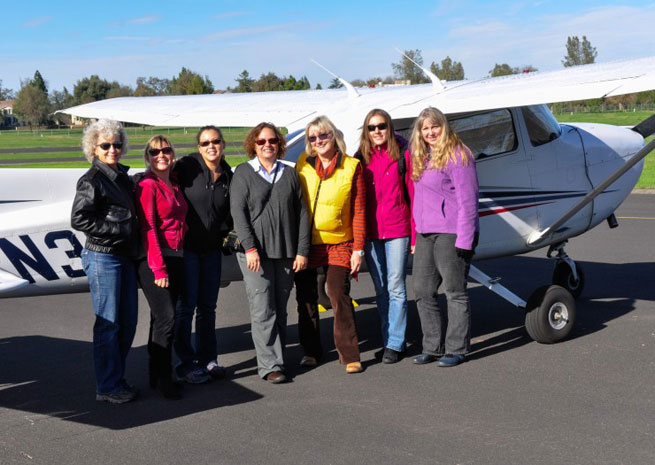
[548,241,585,299]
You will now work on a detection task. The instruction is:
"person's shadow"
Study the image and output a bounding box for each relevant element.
[0,335,262,430]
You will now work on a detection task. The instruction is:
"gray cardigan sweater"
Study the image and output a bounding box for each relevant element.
[230,162,310,259]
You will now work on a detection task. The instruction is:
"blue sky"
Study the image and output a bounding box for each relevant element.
[4,0,655,93]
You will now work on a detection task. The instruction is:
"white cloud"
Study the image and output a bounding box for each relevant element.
[21,16,53,28]
[214,11,249,20]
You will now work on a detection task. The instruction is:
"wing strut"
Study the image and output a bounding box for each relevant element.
[527,136,655,246]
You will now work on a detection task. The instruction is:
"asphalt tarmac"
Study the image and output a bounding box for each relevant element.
[1,194,653,465]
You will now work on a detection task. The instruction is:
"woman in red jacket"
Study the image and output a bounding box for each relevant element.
[355,109,414,364]
[137,135,188,399]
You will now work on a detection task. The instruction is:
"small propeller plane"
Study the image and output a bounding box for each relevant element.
[2,55,655,344]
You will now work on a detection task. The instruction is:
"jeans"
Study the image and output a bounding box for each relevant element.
[81,249,138,395]
[237,253,294,378]
[365,237,410,352]
[174,249,222,374]
[295,266,360,364]
[137,257,185,380]
[413,233,472,356]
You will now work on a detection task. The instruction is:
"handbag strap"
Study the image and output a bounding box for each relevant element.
[251,163,279,224]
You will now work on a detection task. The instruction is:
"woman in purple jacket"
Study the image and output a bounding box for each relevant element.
[355,109,414,364]
[410,107,479,367]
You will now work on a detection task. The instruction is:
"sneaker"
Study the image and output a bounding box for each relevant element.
[120,380,139,395]
[205,361,227,380]
[96,388,137,404]
[299,355,318,367]
[179,367,211,384]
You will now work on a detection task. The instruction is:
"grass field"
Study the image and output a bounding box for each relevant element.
[0,114,653,188]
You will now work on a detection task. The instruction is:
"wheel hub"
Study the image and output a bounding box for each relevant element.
[548,303,569,330]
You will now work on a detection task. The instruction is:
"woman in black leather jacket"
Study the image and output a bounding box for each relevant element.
[71,119,140,404]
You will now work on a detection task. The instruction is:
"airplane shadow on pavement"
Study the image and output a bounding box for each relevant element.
[464,255,652,359]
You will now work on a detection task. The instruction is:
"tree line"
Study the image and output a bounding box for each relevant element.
[2,35,645,128]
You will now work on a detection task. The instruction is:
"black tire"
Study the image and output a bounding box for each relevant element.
[525,285,576,344]
[552,261,585,299]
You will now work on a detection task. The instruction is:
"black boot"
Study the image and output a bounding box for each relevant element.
[149,344,183,400]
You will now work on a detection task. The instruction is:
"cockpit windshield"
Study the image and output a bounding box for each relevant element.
[521,105,561,147]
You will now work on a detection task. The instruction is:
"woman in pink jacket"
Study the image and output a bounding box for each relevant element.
[137,135,188,399]
[355,109,414,364]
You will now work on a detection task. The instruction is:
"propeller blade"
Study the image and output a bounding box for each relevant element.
[632,113,655,138]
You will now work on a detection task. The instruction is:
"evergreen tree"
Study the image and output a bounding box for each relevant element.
[391,49,430,84]
[430,56,465,81]
[562,35,597,67]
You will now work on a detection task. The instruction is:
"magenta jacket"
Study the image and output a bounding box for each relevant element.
[412,145,479,250]
[137,171,188,279]
[357,141,415,245]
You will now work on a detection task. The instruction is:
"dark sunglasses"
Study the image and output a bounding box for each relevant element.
[97,142,123,150]
[255,137,280,146]
[308,133,332,143]
[148,147,173,156]
[199,139,222,147]
[367,123,388,132]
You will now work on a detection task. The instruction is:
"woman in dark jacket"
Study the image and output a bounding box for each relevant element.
[230,122,310,384]
[71,119,139,404]
[173,126,233,384]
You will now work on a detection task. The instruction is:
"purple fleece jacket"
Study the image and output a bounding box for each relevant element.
[412,145,479,250]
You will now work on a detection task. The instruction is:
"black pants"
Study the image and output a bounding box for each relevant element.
[137,256,185,380]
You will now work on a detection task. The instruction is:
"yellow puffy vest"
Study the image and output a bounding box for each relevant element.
[296,152,359,244]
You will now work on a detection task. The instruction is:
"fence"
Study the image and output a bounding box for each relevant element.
[551,103,655,114]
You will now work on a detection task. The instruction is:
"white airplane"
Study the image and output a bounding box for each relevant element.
[2,56,655,345]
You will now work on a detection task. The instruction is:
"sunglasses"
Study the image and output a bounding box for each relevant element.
[148,147,173,156]
[367,123,388,132]
[199,139,222,147]
[255,137,280,146]
[97,142,123,150]
[308,132,332,143]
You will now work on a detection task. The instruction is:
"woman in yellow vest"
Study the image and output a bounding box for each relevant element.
[295,115,366,374]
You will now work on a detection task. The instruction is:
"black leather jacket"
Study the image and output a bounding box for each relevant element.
[71,159,139,257]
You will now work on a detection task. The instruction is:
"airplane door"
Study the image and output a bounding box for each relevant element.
[520,105,594,239]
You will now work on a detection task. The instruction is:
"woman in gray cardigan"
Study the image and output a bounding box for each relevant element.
[230,122,310,384]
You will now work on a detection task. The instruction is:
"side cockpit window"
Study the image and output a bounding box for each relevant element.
[392,108,518,160]
[521,105,561,147]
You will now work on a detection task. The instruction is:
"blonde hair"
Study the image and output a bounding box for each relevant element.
[410,107,472,181]
[304,115,347,156]
[143,135,175,170]
[82,119,129,163]
[358,108,400,164]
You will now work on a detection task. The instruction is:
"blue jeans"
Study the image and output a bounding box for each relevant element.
[174,249,222,374]
[365,237,410,352]
[81,249,138,395]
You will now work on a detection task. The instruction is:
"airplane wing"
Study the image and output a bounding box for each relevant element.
[59,56,655,131]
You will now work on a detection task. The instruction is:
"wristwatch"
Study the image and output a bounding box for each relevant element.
[354,250,365,257]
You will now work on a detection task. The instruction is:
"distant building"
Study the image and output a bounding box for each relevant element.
[0,100,19,128]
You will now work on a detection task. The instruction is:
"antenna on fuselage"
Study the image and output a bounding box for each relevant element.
[310,59,360,99]
[394,47,445,92]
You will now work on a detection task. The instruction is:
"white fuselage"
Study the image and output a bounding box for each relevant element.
[0,106,645,298]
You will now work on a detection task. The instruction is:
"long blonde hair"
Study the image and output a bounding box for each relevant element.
[304,115,347,156]
[410,107,472,181]
[358,108,400,163]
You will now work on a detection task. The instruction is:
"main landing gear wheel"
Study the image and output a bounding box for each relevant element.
[552,261,585,299]
[525,285,576,344]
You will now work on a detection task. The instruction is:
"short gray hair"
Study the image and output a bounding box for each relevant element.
[81,119,129,163]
